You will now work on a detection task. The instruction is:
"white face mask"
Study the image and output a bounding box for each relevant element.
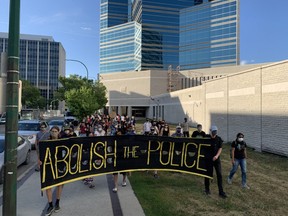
[238,138,244,142]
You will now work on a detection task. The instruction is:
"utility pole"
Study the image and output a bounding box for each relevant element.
[3,1,20,216]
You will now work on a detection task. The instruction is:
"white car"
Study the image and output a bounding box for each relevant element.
[0,135,31,184]
[18,120,49,149]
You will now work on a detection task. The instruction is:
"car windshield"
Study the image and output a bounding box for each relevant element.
[18,122,39,131]
[0,139,4,153]
[49,120,63,126]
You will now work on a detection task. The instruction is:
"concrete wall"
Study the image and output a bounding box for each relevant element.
[101,70,169,108]
[151,60,288,157]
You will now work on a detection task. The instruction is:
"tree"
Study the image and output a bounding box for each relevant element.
[21,80,46,109]
[56,75,107,120]
[54,75,93,101]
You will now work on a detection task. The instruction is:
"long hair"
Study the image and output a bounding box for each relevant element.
[49,125,60,140]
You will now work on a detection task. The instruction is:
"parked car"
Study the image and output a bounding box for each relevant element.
[0,135,31,184]
[0,113,5,125]
[0,112,22,124]
[18,120,49,149]
[64,111,79,126]
[48,119,67,131]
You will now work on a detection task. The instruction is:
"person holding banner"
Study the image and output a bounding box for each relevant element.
[191,124,206,138]
[35,122,50,172]
[204,126,227,199]
[171,125,184,137]
[39,126,64,215]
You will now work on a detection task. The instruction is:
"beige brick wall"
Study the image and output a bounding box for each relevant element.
[154,60,288,156]
[101,61,288,156]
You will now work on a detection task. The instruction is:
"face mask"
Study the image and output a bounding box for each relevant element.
[238,138,244,142]
[176,129,181,133]
[98,128,102,132]
[64,130,70,134]
[211,131,217,136]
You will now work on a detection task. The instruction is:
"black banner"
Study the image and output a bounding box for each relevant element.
[39,135,214,190]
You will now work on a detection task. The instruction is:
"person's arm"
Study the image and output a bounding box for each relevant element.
[231,147,235,164]
[213,148,222,161]
[191,131,195,137]
[244,148,247,159]
[159,128,163,136]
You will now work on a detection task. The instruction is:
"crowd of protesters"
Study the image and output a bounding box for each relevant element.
[37,113,249,215]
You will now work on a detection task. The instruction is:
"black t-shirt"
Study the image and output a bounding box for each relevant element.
[231,140,246,159]
[191,131,206,138]
[207,135,223,156]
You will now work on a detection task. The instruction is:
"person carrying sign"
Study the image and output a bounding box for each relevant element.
[204,126,227,198]
[191,124,206,138]
[38,126,64,216]
[35,122,50,172]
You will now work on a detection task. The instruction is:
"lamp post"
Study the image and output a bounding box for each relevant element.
[66,59,89,79]
[50,99,58,110]
[3,0,20,215]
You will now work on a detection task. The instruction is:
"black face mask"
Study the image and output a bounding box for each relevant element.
[211,131,217,136]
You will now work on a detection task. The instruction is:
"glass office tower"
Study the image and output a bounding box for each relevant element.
[100,0,239,73]
[100,21,141,73]
[0,33,65,104]
[180,0,239,70]
[132,0,194,70]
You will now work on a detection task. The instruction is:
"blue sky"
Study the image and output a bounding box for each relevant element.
[0,0,287,79]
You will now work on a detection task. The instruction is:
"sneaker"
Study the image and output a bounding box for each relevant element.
[45,206,54,216]
[35,167,40,172]
[112,187,117,193]
[204,190,211,195]
[219,192,227,199]
[122,181,127,187]
[227,177,232,185]
[242,184,250,190]
[54,203,60,213]
[89,184,95,188]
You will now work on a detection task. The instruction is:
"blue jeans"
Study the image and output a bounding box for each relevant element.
[228,158,247,186]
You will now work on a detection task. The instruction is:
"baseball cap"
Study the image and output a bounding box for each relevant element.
[210,125,218,131]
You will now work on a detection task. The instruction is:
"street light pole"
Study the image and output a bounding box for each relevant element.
[3,0,20,215]
[50,99,58,110]
[66,59,89,79]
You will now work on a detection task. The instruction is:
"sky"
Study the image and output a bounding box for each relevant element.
[0,0,288,79]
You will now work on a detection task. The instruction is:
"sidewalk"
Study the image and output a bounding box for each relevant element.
[0,170,145,216]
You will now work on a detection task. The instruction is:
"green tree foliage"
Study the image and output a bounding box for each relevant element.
[54,75,93,101]
[56,75,107,120]
[21,80,46,109]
